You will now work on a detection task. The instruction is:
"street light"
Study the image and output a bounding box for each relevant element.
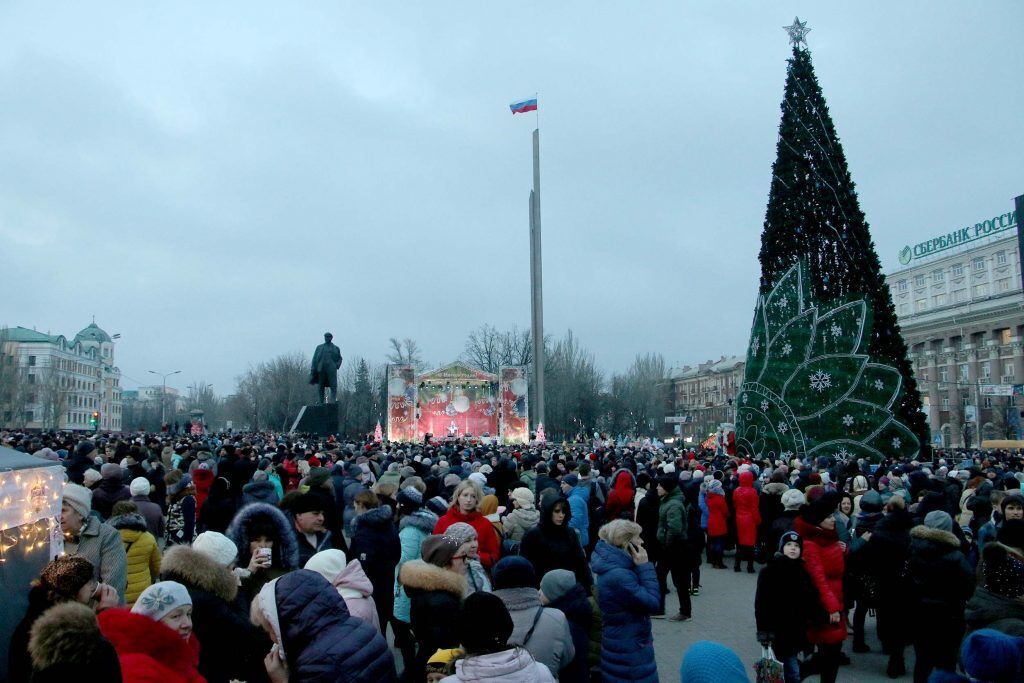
[148,369,181,426]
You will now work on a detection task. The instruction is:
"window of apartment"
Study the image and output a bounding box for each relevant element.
[939,367,950,382]
[973,283,989,298]
[961,394,970,407]
[997,278,1012,293]
[1003,330,1014,345]
[1005,362,1015,377]
[984,397,993,408]
[898,303,909,315]
[914,274,926,287]
[952,263,964,276]
[932,269,945,283]
[981,361,991,378]
[973,257,986,272]
[896,279,908,292]
[28,355,36,366]
[942,396,950,410]
[27,374,35,384]
[958,363,969,381]
[932,293,947,307]
[916,298,928,312]
[997,250,1007,265]
[952,289,967,303]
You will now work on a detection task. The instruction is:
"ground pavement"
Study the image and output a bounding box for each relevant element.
[653,556,916,682]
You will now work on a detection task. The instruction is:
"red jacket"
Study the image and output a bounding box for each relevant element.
[434,507,500,569]
[98,608,205,683]
[706,491,730,537]
[794,517,847,645]
[605,469,637,520]
[190,468,215,515]
[732,471,761,547]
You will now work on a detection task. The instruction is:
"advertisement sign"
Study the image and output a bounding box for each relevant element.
[499,366,529,444]
[897,210,1017,265]
[386,365,418,442]
[664,415,692,424]
[980,384,1015,397]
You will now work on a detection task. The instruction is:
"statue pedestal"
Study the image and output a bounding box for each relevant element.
[290,403,340,436]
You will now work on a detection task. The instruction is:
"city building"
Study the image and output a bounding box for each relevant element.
[0,322,123,431]
[886,196,1024,447]
[665,355,744,444]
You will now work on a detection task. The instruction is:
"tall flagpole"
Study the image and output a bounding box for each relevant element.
[530,127,545,430]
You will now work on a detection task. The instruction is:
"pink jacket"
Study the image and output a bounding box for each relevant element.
[333,559,380,631]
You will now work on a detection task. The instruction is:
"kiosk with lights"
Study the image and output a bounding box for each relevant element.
[0,447,65,680]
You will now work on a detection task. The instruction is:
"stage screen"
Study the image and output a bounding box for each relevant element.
[386,365,418,442]
[499,366,529,444]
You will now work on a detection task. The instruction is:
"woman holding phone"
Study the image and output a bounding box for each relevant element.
[590,519,661,683]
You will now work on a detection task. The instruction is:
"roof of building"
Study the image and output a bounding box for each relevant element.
[74,322,112,344]
[2,326,59,343]
[668,355,745,380]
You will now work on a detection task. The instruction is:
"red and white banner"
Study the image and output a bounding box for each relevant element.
[499,366,529,444]
[386,365,418,442]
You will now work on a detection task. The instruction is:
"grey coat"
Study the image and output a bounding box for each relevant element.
[130,494,165,539]
[503,507,540,542]
[70,516,128,603]
[494,586,575,679]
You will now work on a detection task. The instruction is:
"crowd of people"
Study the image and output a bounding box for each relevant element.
[3,428,1024,682]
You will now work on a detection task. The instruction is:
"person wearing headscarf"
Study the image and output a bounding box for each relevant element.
[502,487,540,543]
[305,549,380,629]
[61,482,128,603]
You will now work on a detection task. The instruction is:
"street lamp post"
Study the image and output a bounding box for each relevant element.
[149,369,181,427]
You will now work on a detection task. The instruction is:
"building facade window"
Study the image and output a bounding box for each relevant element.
[996,250,1007,265]
[932,293,947,307]
[973,283,989,298]
[897,279,908,292]
[28,355,36,366]
[973,257,986,272]
[952,263,964,276]
[916,299,928,312]
[940,367,950,382]
[1003,330,1014,345]
[942,396,950,410]
[899,303,910,315]
[1005,362,1015,377]
[932,269,945,283]
[983,397,993,408]
[952,289,968,303]
[997,278,1011,292]
[914,274,926,287]
[958,364,969,381]
[981,361,991,379]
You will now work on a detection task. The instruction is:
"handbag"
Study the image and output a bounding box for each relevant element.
[754,645,784,683]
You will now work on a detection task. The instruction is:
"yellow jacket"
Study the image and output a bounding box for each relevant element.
[110,513,161,605]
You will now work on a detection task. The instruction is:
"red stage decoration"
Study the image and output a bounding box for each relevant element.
[499,366,530,444]
[415,363,498,441]
[386,365,418,442]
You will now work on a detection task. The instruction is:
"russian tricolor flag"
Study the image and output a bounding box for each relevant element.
[509,98,538,115]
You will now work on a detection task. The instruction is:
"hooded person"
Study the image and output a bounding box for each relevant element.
[503,486,540,542]
[540,569,595,683]
[305,549,380,630]
[491,557,575,678]
[251,570,396,683]
[440,592,555,683]
[520,494,593,591]
[605,468,638,521]
[28,602,123,683]
[704,478,730,568]
[679,641,750,683]
[732,470,761,573]
[108,501,162,605]
[225,502,301,606]
[348,491,400,633]
[241,470,280,507]
[392,487,440,674]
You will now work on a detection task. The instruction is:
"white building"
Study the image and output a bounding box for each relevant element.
[0,322,123,431]
[885,199,1024,447]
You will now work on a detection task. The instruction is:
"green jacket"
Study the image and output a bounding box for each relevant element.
[656,488,687,548]
[520,469,537,493]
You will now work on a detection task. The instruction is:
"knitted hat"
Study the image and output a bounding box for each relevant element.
[468,472,487,488]
[129,477,151,497]
[131,581,192,622]
[396,487,423,510]
[82,468,102,487]
[679,641,750,683]
[457,592,514,654]
[75,441,97,458]
[562,474,579,487]
[444,522,478,546]
[801,490,841,526]
[39,556,95,599]
[346,463,363,478]
[99,463,121,480]
[289,493,325,515]
[780,488,805,511]
[960,628,1024,682]
[426,496,449,516]
[923,510,953,533]
[510,487,535,510]
[492,556,536,590]
[443,473,462,488]
[778,530,802,555]
[706,479,724,495]
[304,549,347,583]
[305,467,331,489]
[858,489,883,513]
[657,474,678,492]
[62,483,92,519]
[540,569,576,603]
[421,534,461,568]
[192,531,238,567]
[425,648,463,677]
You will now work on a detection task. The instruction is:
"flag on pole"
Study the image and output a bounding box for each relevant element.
[509,98,538,114]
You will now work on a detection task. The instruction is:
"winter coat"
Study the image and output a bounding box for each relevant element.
[398,559,467,682]
[605,469,637,521]
[767,510,799,557]
[565,484,590,547]
[26,602,123,683]
[335,470,365,533]
[847,508,912,604]
[535,473,560,501]
[964,585,1024,637]
[294,527,345,568]
[440,648,555,683]
[350,505,401,628]
[520,468,539,493]
[130,494,165,538]
[754,554,817,657]
[698,488,709,530]
[706,490,730,537]
[92,477,132,520]
[905,524,975,620]
[635,487,661,561]
[656,487,687,550]
[98,608,204,683]
[271,569,396,682]
[165,494,196,547]
[434,506,500,569]
[241,479,280,507]
[503,506,540,542]
[521,496,593,590]
[547,583,594,683]
[589,540,660,683]
[225,502,300,605]
[758,482,789,539]
[331,559,380,630]
[793,517,846,645]
[733,471,761,547]
[109,513,161,605]
[494,586,575,679]
[191,468,215,513]
[159,545,270,683]
[197,479,235,533]
[393,510,438,623]
[68,515,129,604]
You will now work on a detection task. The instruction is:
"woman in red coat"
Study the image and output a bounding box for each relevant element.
[433,479,500,569]
[605,468,637,520]
[793,490,845,683]
[732,470,761,573]
[705,479,730,569]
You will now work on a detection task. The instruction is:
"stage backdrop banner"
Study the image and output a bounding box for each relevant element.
[499,366,530,444]
[415,363,498,440]
[386,365,418,442]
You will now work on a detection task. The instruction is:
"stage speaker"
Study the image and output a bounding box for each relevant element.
[290,403,340,436]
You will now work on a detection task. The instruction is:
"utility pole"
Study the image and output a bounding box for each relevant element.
[529,127,546,429]
[149,369,181,427]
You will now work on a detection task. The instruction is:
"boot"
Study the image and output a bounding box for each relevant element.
[747,561,755,573]
[851,640,870,653]
[886,655,905,678]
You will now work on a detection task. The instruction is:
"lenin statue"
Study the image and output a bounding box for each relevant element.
[309,332,343,404]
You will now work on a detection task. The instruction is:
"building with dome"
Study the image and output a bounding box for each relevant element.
[0,321,123,431]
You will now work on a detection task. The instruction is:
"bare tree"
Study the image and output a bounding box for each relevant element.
[463,325,533,375]
[0,327,31,428]
[229,352,310,431]
[606,353,667,437]
[386,338,423,367]
[35,362,70,430]
[542,330,604,440]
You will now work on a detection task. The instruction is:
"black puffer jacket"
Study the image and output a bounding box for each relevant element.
[905,525,975,616]
[349,505,401,627]
[521,495,592,589]
[755,553,818,657]
[398,559,467,682]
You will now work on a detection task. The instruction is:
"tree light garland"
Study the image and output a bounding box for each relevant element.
[0,465,64,563]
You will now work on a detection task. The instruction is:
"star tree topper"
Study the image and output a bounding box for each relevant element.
[784,17,811,48]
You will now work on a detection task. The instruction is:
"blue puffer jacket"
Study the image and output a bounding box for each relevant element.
[567,485,590,548]
[393,510,438,623]
[590,540,660,683]
[275,569,397,682]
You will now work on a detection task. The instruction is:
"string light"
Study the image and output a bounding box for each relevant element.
[0,465,64,564]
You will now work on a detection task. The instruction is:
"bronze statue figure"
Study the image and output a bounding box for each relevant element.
[309,332,343,404]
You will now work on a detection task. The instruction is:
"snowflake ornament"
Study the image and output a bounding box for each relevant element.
[830,323,842,338]
[742,393,748,404]
[777,422,789,434]
[836,446,851,461]
[751,337,761,356]
[781,342,793,356]
[776,295,788,309]
[760,400,769,412]
[891,438,901,449]
[873,379,884,391]
[842,414,854,427]
[809,370,832,393]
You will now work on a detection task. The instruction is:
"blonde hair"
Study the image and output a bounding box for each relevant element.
[598,519,642,550]
[450,480,484,511]
[373,482,398,499]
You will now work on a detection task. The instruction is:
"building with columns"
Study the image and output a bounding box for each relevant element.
[886,199,1023,447]
[665,355,744,444]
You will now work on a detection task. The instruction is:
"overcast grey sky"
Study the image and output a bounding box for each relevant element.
[2,2,1022,394]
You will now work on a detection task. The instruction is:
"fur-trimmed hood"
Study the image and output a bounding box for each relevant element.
[398,559,467,597]
[108,512,148,532]
[29,602,109,672]
[351,504,394,534]
[762,482,790,496]
[610,468,636,492]
[910,524,960,548]
[160,544,238,602]
[494,586,542,612]
[226,502,300,570]
[399,509,438,535]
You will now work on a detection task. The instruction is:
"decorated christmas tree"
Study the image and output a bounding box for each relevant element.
[736,19,928,462]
